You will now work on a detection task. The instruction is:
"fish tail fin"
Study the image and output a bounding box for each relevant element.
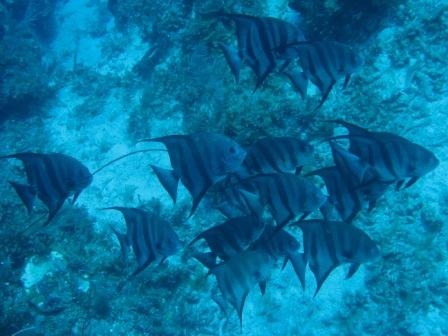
[289,252,307,290]
[8,181,37,215]
[150,165,179,203]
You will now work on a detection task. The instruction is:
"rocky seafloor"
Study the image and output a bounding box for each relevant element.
[0,0,447,335]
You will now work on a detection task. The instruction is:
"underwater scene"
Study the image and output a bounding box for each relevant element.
[0,0,447,335]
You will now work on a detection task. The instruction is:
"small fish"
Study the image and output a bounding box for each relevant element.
[0,152,93,225]
[103,207,180,276]
[239,136,314,177]
[291,219,380,295]
[189,215,265,261]
[283,41,363,108]
[140,133,246,215]
[328,120,440,189]
[206,10,305,90]
[237,173,327,228]
[196,248,276,326]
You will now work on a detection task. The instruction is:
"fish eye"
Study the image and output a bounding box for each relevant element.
[229,146,236,154]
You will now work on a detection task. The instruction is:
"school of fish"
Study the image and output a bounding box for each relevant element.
[0,9,440,328]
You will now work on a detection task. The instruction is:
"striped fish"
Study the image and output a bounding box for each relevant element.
[239,136,314,176]
[329,120,440,189]
[0,152,93,225]
[252,225,300,272]
[196,248,276,326]
[329,141,390,209]
[291,220,380,295]
[189,215,265,261]
[209,182,264,219]
[284,41,363,109]
[104,207,180,276]
[237,173,327,228]
[207,11,305,90]
[140,133,246,215]
[308,166,362,223]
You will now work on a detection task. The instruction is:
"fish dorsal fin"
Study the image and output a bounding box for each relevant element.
[150,165,179,203]
[8,181,37,215]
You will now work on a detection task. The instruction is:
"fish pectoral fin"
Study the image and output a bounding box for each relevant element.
[219,43,242,83]
[253,61,276,92]
[188,231,205,247]
[404,177,419,189]
[211,293,229,317]
[8,181,37,215]
[314,80,335,110]
[259,280,267,296]
[343,74,351,89]
[284,69,308,100]
[158,257,168,266]
[110,225,130,260]
[395,180,405,191]
[189,186,211,217]
[312,264,337,297]
[295,166,303,175]
[277,59,291,73]
[346,263,361,279]
[368,200,377,212]
[236,290,249,329]
[44,198,66,226]
[193,252,218,271]
[131,254,156,277]
[150,165,179,203]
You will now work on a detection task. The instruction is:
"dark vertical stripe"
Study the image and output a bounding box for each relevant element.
[315,42,337,82]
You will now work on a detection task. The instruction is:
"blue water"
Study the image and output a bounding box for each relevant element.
[0,0,447,335]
